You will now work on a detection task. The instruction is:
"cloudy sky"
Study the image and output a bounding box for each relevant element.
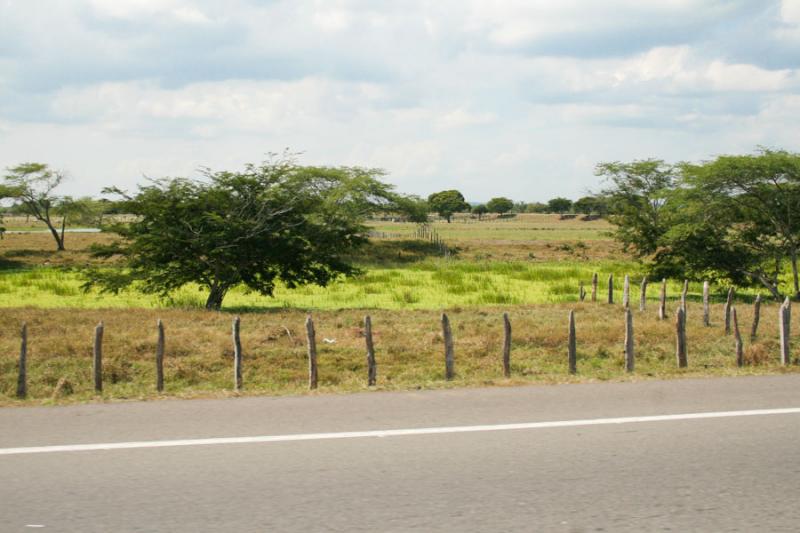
[1,1,799,202]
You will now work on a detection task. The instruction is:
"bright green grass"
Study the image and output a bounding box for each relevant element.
[0,261,758,311]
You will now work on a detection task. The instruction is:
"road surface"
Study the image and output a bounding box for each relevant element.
[2,375,800,532]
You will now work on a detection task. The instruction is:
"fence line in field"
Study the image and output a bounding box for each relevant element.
[8,275,796,398]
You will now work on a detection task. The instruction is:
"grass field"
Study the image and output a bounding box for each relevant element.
[0,214,796,405]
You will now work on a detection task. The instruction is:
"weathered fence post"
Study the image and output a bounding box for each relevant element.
[579,282,586,302]
[658,279,667,320]
[681,280,689,310]
[607,274,614,304]
[306,314,318,389]
[365,315,376,386]
[93,322,104,393]
[232,316,243,391]
[676,307,687,368]
[623,275,630,309]
[591,272,598,303]
[17,323,27,399]
[568,310,577,374]
[732,307,743,368]
[156,319,165,392]
[702,281,710,327]
[750,294,761,340]
[724,287,734,335]
[639,277,648,311]
[624,308,634,372]
[442,313,455,380]
[502,313,511,378]
[780,298,791,366]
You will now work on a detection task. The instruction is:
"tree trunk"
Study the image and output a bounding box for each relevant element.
[59,216,67,250]
[205,284,228,310]
[48,224,65,251]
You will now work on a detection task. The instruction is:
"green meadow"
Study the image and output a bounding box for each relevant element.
[0,260,762,311]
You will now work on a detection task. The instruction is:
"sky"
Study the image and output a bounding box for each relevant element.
[1,0,799,202]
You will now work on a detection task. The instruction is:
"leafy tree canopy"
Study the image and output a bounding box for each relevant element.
[546,197,573,214]
[86,157,414,310]
[427,189,469,222]
[486,197,514,214]
[596,159,676,257]
[599,149,800,299]
[573,196,607,216]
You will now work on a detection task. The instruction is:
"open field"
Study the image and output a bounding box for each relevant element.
[0,214,796,405]
[0,301,796,405]
[370,213,615,241]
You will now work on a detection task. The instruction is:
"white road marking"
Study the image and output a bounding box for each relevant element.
[2,407,799,456]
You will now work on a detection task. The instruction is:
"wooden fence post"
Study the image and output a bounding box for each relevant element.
[502,313,511,378]
[623,275,630,309]
[607,274,614,304]
[306,314,318,389]
[724,287,734,335]
[780,298,791,366]
[232,316,243,390]
[750,294,761,340]
[442,313,455,380]
[702,281,710,327]
[17,323,27,399]
[732,307,743,368]
[639,277,648,311]
[365,315,376,386]
[624,308,634,372]
[676,307,687,368]
[591,272,598,303]
[659,279,667,320]
[93,322,104,393]
[681,280,689,310]
[156,319,165,392]
[568,310,577,374]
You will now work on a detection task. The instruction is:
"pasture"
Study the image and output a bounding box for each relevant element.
[0,214,796,404]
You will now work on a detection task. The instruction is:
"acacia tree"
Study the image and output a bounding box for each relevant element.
[427,190,469,222]
[86,158,409,310]
[3,163,73,250]
[596,159,677,257]
[676,149,800,299]
[600,150,800,300]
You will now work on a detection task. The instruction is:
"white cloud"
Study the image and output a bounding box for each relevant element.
[436,108,497,129]
[1,0,799,202]
[87,0,211,23]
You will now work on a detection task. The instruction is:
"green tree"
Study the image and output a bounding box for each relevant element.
[472,204,488,220]
[673,149,800,299]
[86,157,409,310]
[596,159,676,257]
[486,197,514,214]
[546,197,573,214]
[3,162,73,250]
[427,190,469,222]
[573,195,607,216]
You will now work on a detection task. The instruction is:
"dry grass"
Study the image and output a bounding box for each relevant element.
[0,233,119,268]
[1,300,795,406]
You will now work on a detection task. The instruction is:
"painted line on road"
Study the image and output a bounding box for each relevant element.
[2,407,800,456]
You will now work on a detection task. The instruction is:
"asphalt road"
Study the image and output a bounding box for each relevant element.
[2,376,800,532]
